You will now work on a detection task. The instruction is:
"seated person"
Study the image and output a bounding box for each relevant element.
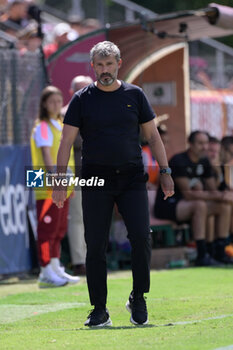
[154,130,233,266]
[207,136,233,244]
[220,136,233,190]
[220,136,233,243]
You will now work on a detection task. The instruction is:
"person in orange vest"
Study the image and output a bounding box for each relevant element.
[141,143,159,186]
[142,123,170,187]
[30,86,80,288]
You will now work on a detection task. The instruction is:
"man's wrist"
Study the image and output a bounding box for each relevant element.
[160,167,172,175]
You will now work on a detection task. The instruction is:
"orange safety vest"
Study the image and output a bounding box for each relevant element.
[142,145,159,184]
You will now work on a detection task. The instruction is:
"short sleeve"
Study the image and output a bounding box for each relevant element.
[138,89,156,124]
[169,155,187,178]
[33,121,53,147]
[63,93,82,128]
[202,158,215,178]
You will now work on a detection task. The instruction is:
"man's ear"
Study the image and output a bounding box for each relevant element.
[91,62,94,67]
[118,58,122,68]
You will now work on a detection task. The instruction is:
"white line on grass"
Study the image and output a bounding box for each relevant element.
[164,313,233,326]
[213,345,233,350]
[153,295,233,302]
[0,302,86,324]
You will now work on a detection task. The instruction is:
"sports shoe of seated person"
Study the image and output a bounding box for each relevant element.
[225,244,233,258]
[84,307,112,327]
[38,264,68,288]
[50,258,80,284]
[126,291,148,325]
[195,253,222,267]
[214,239,233,265]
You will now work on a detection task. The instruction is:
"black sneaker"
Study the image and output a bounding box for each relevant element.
[215,255,233,265]
[214,242,233,265]
[195,253,222,267]
[126,291,148,325]
[84,308,112,327]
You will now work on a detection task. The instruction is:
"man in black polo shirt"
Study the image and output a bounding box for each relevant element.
[154,131,233,266]
[52,41,174,327]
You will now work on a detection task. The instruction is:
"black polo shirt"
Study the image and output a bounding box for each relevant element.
[154,151,214,221]
[63,81,155,167]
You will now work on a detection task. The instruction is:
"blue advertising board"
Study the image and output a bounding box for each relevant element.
[0,145,33,274]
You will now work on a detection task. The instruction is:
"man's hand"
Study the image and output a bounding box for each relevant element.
[160,175,175,200]
[52,185,67,208]
[52,123,79,208]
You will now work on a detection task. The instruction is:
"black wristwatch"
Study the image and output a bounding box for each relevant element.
[160,167,172,175]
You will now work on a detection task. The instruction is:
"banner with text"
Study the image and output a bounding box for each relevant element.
[0,145,33,274]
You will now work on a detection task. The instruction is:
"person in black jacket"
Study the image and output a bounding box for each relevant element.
[52,40,174,327]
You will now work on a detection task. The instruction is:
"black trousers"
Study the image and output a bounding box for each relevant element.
[81,164,151,308]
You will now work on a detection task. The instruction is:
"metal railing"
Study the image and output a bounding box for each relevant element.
[0,50,46,145]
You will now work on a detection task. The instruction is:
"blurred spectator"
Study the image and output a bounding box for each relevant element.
[208,136,233,256]
[220,136,233,243]
[79,18,101,35]
[68,14,82,34]
[1,0,28,31]
[207,136,222,188]
[27,1,41,23]
[207,135,233,191]
[0,0,8,15]
[154,130,233,266]
[68,17,101,36]
[206,136,222,252]
[220,136,233,167]
[43,22,78,59]
[0,0,42,47]
[22,30,41,52]
[17,21,41,52]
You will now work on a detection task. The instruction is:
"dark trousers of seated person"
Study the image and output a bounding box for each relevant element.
[81,165,151,308]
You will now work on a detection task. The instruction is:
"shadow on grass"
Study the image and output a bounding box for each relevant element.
[0,272,38,285]
[80,322,182,330]
[79,324,158,330]
[0,278,37,285]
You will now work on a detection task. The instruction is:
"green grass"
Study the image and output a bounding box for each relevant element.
[0,268,233,350]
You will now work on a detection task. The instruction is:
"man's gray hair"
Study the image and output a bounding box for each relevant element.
[90,41,121,62]
[70,75,93,91]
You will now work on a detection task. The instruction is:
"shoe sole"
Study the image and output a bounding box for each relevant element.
[125,300,148,325]
[38,281,68,288]
[65,278,80,285]
[55,272,81,285]
[84,318,112,327]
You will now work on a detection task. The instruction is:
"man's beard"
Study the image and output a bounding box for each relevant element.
[98,73,116,86]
